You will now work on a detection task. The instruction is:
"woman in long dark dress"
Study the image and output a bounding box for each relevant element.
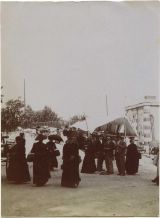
[6,136,30,183]
[81,135,97,174]
[125,139,140,175]
[30,134,50,186]
[46,135,58,171]
[61,130,81,188]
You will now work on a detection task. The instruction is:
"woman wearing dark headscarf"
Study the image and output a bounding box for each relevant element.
[29,134,50,186]
[46,135,58,171]
[6,136,30,183]
[81,135,97,174]
[125,139,140,175]
[61,130,81,188]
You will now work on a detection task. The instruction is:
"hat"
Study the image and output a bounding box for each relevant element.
[20,132,24,137]
[48,135,55,140]
[106,136,111,139]
[15,136,22,143]
[92,132,98,136]
[67,129,77,138]
[129,137,135,140]
[35,134,47,141]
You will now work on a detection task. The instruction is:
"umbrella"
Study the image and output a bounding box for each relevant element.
[94,117,137,137]
[49,134,63,142]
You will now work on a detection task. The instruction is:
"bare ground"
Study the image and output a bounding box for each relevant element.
[1,154,159,217]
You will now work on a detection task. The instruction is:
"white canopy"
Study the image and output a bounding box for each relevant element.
[71,116,107,133]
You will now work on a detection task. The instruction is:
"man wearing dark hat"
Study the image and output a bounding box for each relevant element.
[101,135,115,175]
[96,134,105,172]
[115,135,127,176]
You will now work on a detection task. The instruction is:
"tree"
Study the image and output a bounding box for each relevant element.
[1,86,4,103]
[41,106,59,122]
[1,99,24,132]
[69,114,86,125]
[1,99,65,131]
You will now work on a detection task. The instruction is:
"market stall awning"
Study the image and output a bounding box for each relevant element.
[94,117,137,137]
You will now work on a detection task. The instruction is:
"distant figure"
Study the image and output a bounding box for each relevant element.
[152,149,159,186]
[115,135,127,176]
[125,139,140,175]
[6,136,30,183]
[63,125,69,137]
[30,134,50,186]
[61,130,81,188]
[81,135,97,174]
[56,128,61,137]
[19,132,25,146]
[46,135,58,171]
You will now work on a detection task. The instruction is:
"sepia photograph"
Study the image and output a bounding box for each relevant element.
[1,1,160,217]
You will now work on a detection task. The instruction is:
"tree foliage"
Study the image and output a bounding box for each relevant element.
[1,99,24,132]
[1,99,64,132]
[69,114,86,125]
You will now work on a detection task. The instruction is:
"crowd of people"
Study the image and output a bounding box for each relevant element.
[3,127,158,188]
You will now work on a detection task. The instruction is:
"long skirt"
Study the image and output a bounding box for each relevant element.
[33,157,50,186]
[81,155,96,174]
[61,160,81,188]
[49,155,58,170]
[125,156,139,175]
[6,155,30,183]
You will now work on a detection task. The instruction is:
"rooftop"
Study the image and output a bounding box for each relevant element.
[125,96,160,110]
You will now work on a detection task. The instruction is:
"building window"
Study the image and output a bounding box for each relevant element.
[143,126,151,130]
[144,134,150,138]
[144,118,150,122]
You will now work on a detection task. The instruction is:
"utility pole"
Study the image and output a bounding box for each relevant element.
[24,79,26,112]
[105,94,109,128]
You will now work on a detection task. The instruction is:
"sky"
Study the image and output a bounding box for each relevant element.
[1,2,160,122]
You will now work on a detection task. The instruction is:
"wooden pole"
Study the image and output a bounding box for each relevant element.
[24,79,26,110]
[106,94,108,117]
[124,96,127,143]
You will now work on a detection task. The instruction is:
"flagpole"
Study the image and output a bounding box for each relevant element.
[106,94,108,118]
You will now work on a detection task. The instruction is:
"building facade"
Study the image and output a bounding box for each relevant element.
[125,96,160,145]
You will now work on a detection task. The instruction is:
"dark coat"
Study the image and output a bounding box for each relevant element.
[103,140,115,157]
[115,140,127,156]
[31,142,50,186]
[6,142,30,183]
[125,143,139,175]
[61,138,81,187]
[81,139,97,174]
[95,139,103,154]
[46,141,58,168]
